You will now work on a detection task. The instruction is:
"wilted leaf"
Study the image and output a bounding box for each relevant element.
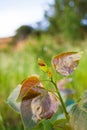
[52,52,82,76]
[21,99,36,130]
[7,84,21,113]
[31,92,59,121]
[18,76,44,100]
[69,91,87,130]
[7,74,60,130]
[21,92,59,129]
[38,58,48,73]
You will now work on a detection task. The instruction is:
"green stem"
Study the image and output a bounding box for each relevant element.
[51,77,69,121]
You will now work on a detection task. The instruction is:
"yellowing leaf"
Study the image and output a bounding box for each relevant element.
[52,52,82,76]
[38,58,48,73]
[18,75,44,100]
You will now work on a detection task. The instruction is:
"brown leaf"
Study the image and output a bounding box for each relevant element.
[18,75,44,100]
[52,52,82,76]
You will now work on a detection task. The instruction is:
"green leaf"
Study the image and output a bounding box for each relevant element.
[69,91,87,130]
[32,121,43,130]
[7,84,21,113]
[49,106,66,124]
[53,119,67,130]
[41,120,53,130]
[53,118,73,130]
[33,119,53,130]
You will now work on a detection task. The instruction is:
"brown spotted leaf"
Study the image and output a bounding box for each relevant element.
[38,58,48,73]
[18,75,44,100]
[21,92,59,129]
[31,92,59,122]
[52,52,82,76]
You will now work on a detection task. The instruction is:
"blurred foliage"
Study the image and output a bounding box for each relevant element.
[45,0,87,40]
[9,25,34,46]
[15,25,34,40]
[58,6,81,40]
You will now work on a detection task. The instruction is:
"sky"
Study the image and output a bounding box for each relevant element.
[0,0,53,38]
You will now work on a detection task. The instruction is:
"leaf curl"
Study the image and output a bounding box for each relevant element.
[21,92,59,129]
[18,75,44,100]
[52,52,82,76]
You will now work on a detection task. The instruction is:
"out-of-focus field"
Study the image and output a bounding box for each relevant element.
[0,35,87,129]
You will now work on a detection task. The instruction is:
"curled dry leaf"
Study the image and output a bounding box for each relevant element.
[52,52,82,76]
[21,92,59,128]
[18,75,44,100]
[31,92,59,122]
